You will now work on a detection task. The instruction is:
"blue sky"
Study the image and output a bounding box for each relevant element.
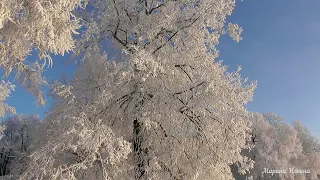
[1,53,77,119]
[3,0,320,138]
[218,0,320,138]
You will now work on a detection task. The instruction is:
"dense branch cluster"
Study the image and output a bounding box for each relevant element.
[0,81,15,118]
[231,113,320,180]
[0,0,88,105]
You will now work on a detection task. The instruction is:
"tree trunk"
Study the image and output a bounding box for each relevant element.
[21,131,24,152]
[133,118,149,180]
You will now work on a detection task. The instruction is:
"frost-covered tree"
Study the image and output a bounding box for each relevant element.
[292,120,320,179]
[0,114,40,151]
[232,113,320,180]
[241,113,303,180]
[293,120,320,154]
[0,80,15,144]
[0,0,88,105]
[20,52,256,180]
[0,114,40,176]
[0,81,15,118]
[15,0,258,179]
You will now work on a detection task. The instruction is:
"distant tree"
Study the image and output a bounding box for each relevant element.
[232,112,303,180]
[232,113,320,180]
[0,114,40,176]
[16,0,258,179]
[293,120,320,154]
[262,112,282,126]
[292,120,320,179]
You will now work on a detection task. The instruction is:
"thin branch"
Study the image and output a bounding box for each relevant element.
[152,31,179,54]
[158,161,180,180]
[175,64,193,82]
[112,0,120,36]
[124,8,132,21]
[174,81,205,95]
[148,3,165,14]
[152,16,200,54]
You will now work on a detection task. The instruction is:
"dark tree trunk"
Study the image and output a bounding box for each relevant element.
[133,118,149,180]
[21,131,24,152]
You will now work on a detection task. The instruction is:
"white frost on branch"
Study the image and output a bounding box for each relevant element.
[0,0,88,106]
[0,80,15,117]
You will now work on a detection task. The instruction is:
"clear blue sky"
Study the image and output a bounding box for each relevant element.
[3,0,320,138]
[218,0,320,138]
